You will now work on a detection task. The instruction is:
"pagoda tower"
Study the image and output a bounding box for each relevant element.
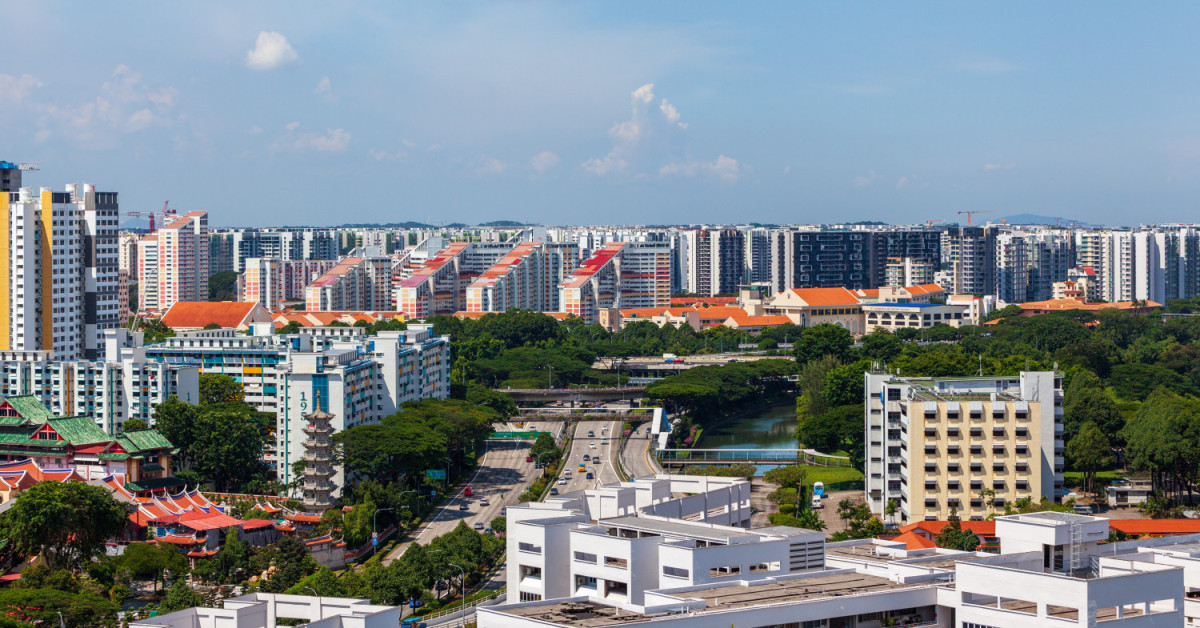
[300,393,338,511]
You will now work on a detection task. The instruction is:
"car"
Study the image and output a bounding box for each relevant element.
[549,488,559,496]
[401,618,428,628]
[593,460,602,467]
[480,498,490,506]
[601,439,609,445]
[583,454,591,461]
[564,469,572,477]
[484,528,494,535]
[586,472,594,479]
[459,502,469,511]
[558,478,567,485]
[589,443,596,449]
[588,431,595,437]
[526,456,533,462]
[473,522,484,530]
[464,487,473,497]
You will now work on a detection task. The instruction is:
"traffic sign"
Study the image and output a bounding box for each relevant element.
[426,469,447,480]
[372,537,379,546]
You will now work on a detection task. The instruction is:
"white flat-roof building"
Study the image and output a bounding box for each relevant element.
[506,475,824,605]
[484,511,1200,628]
[130,592,400,628]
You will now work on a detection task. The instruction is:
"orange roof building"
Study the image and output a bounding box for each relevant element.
[160,301,273,331]
[1017,298,1163,316]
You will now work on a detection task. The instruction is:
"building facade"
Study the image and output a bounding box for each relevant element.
[864,370,1064,523]
[138,211,209,312]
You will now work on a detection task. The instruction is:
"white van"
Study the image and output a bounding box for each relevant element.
[811,494,823,510]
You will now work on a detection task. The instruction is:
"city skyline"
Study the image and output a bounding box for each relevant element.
[4,3,1200,227]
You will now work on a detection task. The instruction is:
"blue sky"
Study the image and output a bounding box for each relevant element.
[3,2,1200,227]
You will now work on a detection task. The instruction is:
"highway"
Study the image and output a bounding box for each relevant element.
[383,421,551,565]
[620,422,660,479]
[556,419,621,494]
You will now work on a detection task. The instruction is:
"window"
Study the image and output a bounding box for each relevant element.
[518,542,542,554]
[574,551,597,563]
[709,566,741,577]
[604,556,628,569]
[662,566,689,578]
[519,592,543,602]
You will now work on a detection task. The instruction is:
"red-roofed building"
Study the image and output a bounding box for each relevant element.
[891,530,939,550]
[160,301,273,331]
[305,256,394,312]
[670,296,738,307]
[759,288,865,334]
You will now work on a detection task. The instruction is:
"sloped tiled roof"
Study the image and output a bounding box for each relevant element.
[0,396,53,424]
[788,287,863,306]
[122,429,173,452]
[44,417,111,446]
[161,301,264,329]
[899,520,996,537]
[891,530,938,550]
[1108,519,1200,536]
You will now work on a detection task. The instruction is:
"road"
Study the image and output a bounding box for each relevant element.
[383,421,550,565]
[555,420,621,495]
[620,423,659,479]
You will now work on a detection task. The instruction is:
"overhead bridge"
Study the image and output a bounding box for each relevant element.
[497,387,647,403]
[656,448,851,468]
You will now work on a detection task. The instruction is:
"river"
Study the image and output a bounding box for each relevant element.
[696,401,798,472]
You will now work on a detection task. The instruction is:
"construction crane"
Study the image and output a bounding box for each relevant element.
[122,201,177,233]
[925,218,947,229]
[957,210,994,226]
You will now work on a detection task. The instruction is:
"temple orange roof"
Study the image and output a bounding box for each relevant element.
[891,530,938,550]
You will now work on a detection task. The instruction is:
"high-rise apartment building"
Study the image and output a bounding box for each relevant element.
[883,257,936,287]
[463,242,580,313]
[684,229,745,296]
[941,226,996,296]
[304,255,394,312]
[137,211,208,311]
[215,228,339,273]
[560,241,671,324]
[864,370,1063,523]
[0,183,120,360]
[242,257,338,310]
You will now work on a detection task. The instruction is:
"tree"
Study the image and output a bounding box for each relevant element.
[199,373,244,405]
[208,271,240,301]
[159,578,204,614]
[190,408,269,492]
[797,405,861,455]
[0,588,119,627]
[490,516,507,534]
[861,330,902,362]
[121,542,187,593]
[763,465,807,489]
[793,323,853,364]
[212,527,249,583]
[935,508,980,551]
[0,481,127,570]
[1066,421,1113,495]
[122,418,149,431]
[884,499,898,524]
[530,432,560,463]
[154,395,201,469]
[277,320,302,334]
[829,499,885,541]
[259,536,316,593]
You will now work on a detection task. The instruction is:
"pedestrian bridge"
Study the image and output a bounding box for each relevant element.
[497,387,647,403]
[656,448,851,467]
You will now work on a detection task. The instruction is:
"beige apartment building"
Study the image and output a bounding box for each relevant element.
[864,371,1064,523]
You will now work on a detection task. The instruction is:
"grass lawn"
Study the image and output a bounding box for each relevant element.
[801,466,863,487]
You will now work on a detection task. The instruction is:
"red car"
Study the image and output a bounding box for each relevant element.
[526,456,533,462]
[464,486,473,497]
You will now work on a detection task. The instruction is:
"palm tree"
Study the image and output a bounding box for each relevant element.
[795,510,827,531]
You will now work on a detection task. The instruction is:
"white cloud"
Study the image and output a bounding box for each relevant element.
[426,144,442,152]
[853,170,879,187]
[315,76,335,100]
[246,31,299,70]
[582,154,627,176]
[272,125,350,152]
[659,99,680,123]
[984,163,1016,170]
[0,74,42,105]
[609,120,640,142]
[402,139,417,149]
[476,154,507,174]
[632,83,655,104]
[659,155,740,183]
[247,125,263,135]
[530,150,560,172]
[896,176,910,189]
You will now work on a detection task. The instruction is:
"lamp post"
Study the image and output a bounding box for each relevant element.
[371,507,394,558]
[305,586,318,596]
[448,562,467,628]
[545,364,554,389]
[57,612,64,628]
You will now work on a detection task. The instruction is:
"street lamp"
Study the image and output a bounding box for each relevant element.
[544,364,554,389]
[448,562,467,628]
[371,507,394,558]
[57,612,64,628]
[305,586,319,597]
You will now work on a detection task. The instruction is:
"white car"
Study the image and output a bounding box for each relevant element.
[557,478,567,485]
[589,443,596,449]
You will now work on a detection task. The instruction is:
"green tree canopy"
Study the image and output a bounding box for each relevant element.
[1,481,127,570]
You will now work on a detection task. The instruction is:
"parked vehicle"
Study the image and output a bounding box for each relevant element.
[811,495,823,510]
[459,502,469,511]
[586,472,594,479]
[480,498,490,506]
